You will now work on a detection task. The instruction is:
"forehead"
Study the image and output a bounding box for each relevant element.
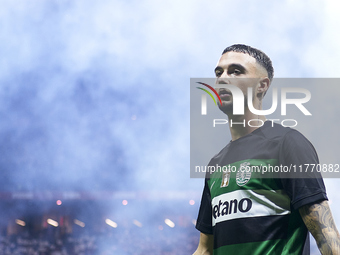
[216,51,258,71]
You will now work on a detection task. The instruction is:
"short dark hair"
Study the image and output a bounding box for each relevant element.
[222,44,274,82]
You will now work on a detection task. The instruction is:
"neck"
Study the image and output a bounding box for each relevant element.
[227,109,266,141]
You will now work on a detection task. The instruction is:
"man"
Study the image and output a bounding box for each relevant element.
[193,44,340,255]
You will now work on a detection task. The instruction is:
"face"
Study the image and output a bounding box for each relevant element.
[214,51,268,115]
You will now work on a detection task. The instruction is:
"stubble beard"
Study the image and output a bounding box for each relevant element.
[218,100,233,116]
[217,94,252,117]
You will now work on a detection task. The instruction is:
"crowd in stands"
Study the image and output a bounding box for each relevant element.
[0,225,199,254]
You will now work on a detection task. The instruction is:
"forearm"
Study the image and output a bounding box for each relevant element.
[299,200,340,254]
[193,233,213,255]
[193,247,213,255]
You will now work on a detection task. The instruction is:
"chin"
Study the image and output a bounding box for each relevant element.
[218,102,233,115]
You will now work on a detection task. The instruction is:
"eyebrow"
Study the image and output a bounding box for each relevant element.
[214,63,247,73]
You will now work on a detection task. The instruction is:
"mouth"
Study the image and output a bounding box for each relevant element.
[219,89,232,99]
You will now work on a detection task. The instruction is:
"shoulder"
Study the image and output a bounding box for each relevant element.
[208,142,232,164]
[259,121,311,146]
[259,121,293,140]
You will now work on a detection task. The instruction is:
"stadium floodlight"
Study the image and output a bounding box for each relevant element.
[47,219,58,227]
[133,220,142,227]
[192,219,197,226]
[74,219,85,227]
[105,219,118,228]
[15,219,26,227]
[164,219,175,228]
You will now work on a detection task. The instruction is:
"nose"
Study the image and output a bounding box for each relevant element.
[217,73,230,84]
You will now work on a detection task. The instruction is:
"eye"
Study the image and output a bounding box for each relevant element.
[230,68,241,75]
[215,68,223,77]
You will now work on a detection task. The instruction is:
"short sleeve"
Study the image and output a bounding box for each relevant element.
[196,179,213,235]
[279,130,328,210]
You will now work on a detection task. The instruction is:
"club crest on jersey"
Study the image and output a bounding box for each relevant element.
[236,162,251,186]
[220,169,231,188]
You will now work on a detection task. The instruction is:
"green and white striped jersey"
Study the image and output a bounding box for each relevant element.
[196,121,327,255]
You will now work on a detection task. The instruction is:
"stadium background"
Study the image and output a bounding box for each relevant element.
[0,0,339,254]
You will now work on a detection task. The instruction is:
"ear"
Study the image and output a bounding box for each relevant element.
[257,77,270,97]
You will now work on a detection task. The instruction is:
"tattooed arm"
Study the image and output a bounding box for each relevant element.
[299,200,340,255]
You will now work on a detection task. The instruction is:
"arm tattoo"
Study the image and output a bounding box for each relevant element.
[299,200,340,255]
